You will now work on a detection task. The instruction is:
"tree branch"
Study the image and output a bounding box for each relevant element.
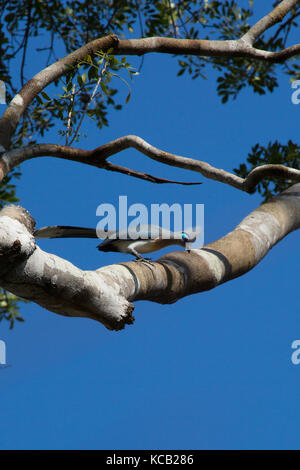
[100,161,201,185]
[0,140,202,186]
[0,34,119,150]
[113,37,300,63]
[242,0,299,45]
[1,0,299,150]
[1,184,300,329]
[2,136,300,192]
[270,8,300,43]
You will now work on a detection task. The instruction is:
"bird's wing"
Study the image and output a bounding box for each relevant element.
[128,225,168,239]
[96,225,164,248]
[34,225,113,239]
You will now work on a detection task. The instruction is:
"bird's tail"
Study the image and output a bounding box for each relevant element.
[34,225,101,239]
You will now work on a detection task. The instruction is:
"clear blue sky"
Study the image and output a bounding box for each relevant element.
[0,2,300,450]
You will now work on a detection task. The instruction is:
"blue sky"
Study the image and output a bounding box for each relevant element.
[0,2,300,450]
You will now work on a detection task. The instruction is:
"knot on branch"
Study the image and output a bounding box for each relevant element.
[0,239,21,257]
[0,204,36,234]
[110,33,119,46]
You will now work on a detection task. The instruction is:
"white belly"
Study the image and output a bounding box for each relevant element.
[128,240,158,254]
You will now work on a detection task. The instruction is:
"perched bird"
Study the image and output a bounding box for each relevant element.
[34,224,197,261]
[96,225,195,260]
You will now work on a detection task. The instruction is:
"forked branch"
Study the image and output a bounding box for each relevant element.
[1,136,300,192]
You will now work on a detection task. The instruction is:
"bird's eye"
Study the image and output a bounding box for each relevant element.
[181,232,189,241]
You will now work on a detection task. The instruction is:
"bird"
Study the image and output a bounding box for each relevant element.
[96,225,196,260]
[34,224,198,261]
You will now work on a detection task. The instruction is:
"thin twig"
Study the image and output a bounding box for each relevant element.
[69,60,109,146]
[65,84,76,146]
[135,0,145,72]
[20,1,32,88]
[271,9,300,42]
[167,0,178,38]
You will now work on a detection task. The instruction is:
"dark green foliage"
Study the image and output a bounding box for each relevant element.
[0,289,27,329]
[175,1,300,101]
[0,170,21,209]
[234,140,300,200]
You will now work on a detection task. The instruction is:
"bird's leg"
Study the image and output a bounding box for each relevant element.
[130,248,153,263]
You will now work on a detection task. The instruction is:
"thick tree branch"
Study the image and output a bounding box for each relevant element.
[113,37,300,63]
[1,184,300,330]
[242,0,299,45]
[2,137,300,192]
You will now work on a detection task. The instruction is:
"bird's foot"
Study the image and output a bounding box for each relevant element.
[134,257,154,265]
